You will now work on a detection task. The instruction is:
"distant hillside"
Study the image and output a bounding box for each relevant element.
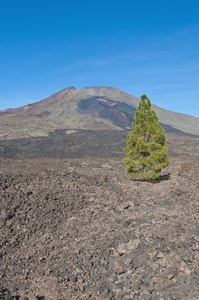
[0,86,198,139]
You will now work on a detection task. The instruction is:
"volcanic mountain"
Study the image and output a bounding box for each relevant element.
[0,86,199,140]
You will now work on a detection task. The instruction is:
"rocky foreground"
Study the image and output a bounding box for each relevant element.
[0,150,199,299]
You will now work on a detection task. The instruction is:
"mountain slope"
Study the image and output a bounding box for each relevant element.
[0,86,198,139]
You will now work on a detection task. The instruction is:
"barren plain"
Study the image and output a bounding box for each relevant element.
[0,133,199,299]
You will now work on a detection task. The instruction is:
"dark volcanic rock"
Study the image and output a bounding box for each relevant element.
[0,130,198,160]
[78,97,136,128]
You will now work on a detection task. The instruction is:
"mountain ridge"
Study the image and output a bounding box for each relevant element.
[0,86,198,139]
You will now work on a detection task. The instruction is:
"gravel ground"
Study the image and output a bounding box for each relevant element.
[0,134,199,299]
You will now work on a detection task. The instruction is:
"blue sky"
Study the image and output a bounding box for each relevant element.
[0,0,199,117]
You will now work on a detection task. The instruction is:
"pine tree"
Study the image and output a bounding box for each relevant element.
[123,94,170,181]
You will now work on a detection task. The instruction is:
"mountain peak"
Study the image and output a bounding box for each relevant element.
[0,86,198,139]
[52,86,77,97]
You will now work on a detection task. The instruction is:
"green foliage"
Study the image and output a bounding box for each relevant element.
[124,94,170,180]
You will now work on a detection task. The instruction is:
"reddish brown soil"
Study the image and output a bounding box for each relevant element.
[0,134,199,300]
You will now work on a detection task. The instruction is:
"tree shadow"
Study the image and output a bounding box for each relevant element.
[153,173,171,183]
[131,173,171,183]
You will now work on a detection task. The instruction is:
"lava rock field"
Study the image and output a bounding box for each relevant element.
[0,134,199,299]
